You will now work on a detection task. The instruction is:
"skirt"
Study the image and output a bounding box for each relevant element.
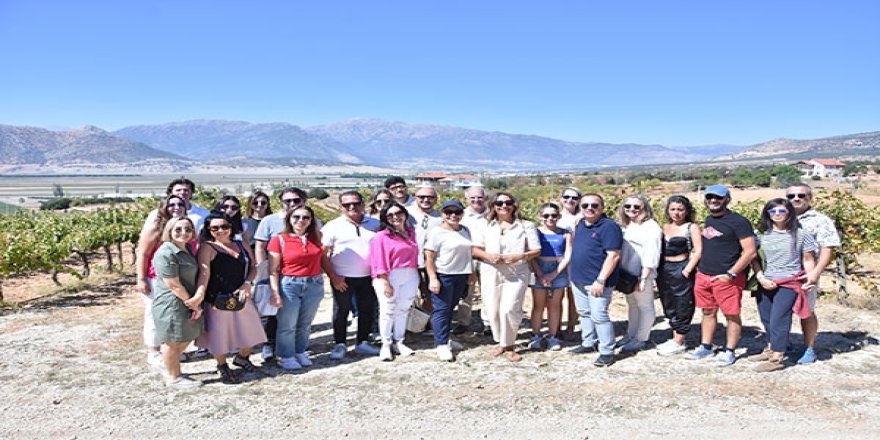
[196,300,267,355]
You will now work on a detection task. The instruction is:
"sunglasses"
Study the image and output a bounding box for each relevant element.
[172,226,193,233]
[168,202,185,209]
[561,194,580,200]
[443,210,464,216]
[541,213,559,219]
[209,224,232,232]
[623,204,642,210]
[494,200,515,207]
[252,200,268,206]
[786,193,808,200]
[768,208,788,215]
[291,215,311,222]
[375,199,390,205]
[341,202,363,209]
[416,195,436,200]
[580,202,601,209]
[282,197,303,205]
[221,204,240,211]
[386,210,405,217]
[705,194,725,201]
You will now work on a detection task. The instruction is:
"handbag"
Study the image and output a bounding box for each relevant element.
[616,269,639,294]
[212,290,246,311]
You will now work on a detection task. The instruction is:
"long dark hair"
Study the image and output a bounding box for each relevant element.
[213,195,244,231]
[664,195,695,224]
[378,201,413,240]
[759,198,800,255]
[486,192,525,222]
[156,194,186,227]
[200,210,241,243]
[281,205,321,244]
[245,190,272,218]
[368,189,394,216]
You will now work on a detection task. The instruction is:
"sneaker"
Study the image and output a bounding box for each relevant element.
[147,351,163,367]
[614,336,633,348]
[261,344,274,362]
[394,341,415,357]
[685,345,714,360]
[232,354,258,372]
[569,343,597,354]
[436,344,454,362]
[379,343,393,361]
[370,333,383,343]
[294,353,313,367]
[193,348,210,360]
[656,339,687,356]
[797,347,817,364]
[217,364,242,384]
[178,352,189,362]
[277,357,303,370]
[755,358,785,373]
[329,343,347,360]
[166,376,202,390]
[354,341,380,356]
[620,340,648,353]
[451,324,468,335]
[714,350,736,367]
[528,335,544,350]
[449,340,464,351]
[546,336,562,351]
[593,354,615,367]
[748,347,772,362]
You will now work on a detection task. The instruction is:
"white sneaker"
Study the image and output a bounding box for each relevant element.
[656,339,687,356]
[449,340,464,351]
[546,336,562,351]
[329,343,347,360]
[354,341,380,356]
[395,341,415,357]
[277,357,302,370]
[166,376,202,390]
[294,353,313,367]
[436,344,454,362]
[147,352,165,375]
[261,344,274,361]
[379,343,393,361]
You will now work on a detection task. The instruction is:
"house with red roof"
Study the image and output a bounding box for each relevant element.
[797,159,846,178]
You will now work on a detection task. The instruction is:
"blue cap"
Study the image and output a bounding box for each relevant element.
[705,184,730,197]
[440,200,464,211]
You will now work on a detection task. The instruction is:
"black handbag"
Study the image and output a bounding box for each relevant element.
[615,269,639,294]
[212,291,246,311]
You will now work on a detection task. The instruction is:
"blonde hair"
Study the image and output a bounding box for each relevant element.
[617,194,654,226]
[161,216,195,243]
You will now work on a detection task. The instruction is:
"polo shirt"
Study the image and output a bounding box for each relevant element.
[321,215,380,278]
[406,206,442,267]
[569,216,623,286]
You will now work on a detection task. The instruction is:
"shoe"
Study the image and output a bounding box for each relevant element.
[277,357,303,370]
[217,364,242,384]
[261,344,274,362]
[394,341,415,357]
[379,343,393,361]
[714,350,736,367]
[449,340,464,351]
[354,341,380,356]
[294,353,313,367]
[452,324,468,335]
[370,333,383,343]
[546,336,562,351]
[620,340,648,353]
[147,351,163,367]
[178,352,189,362]
[329,343,347,360]
[505,349,523,362]
[748,347,772,362]
[193,348,210,359]
[593,354,615,367]
[569,343,597,354]
[614,336,633,348]
[656,339,686,356]
[436,344,454,362]
[528,335,544,350]
[489,346,505,357]
[797,347,817,364]
[756,358,785,372]
[232,354,257,372]
[482,327,493,337]
[166,376,202,390]
[685,345,714,360]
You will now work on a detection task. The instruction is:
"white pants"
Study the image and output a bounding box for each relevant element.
[481,264,529,347]
[624,276,656,343]
[141,278,160,348]
[373,268,419,344]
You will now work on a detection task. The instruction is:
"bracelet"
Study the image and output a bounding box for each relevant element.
[725,271,736,279]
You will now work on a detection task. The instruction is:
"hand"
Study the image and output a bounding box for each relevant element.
[758,278,778,290]
[681,268,691,279]
[183,294,202,309]
[384,284,394,298]
[270,291,283,308]
[190,308,202,321]
[429,279,441,294]
[798,271,819,289]
[710,274,733,283]
[135,278,151,296]
[501,254,520,264]
[237,288,251,303]
[468,273,476,285]
[331,274,348,292]
[485,253,503,265]
[590,281,605,297]
[540,275,553,287]
[638,279,647,292]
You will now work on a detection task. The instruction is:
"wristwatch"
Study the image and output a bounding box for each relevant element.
[243,280,254,286]
[724,271,736,280]
[595,277,606,285]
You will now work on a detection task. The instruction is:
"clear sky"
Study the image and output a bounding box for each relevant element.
[0,1,877,146]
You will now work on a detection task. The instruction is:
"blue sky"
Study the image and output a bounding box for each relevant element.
[0,1,877,146]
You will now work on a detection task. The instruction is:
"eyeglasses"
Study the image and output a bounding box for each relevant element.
[168,202,185,209]
[580,202,601,209]
[416,195,436,200]
[494,200,515,207]
[281,197,303,206]
[705,194,725,201]
[541,213,559,219]
[561,195,580,200]
[388,184,406,191]
[341,202,363,209]
[623,204,642,210]
[252,200,268,206]
[768,208,788,215]
[221,204,240,211]
[786,193,808,200]
[443,210,463,216]
[172,226,193,233]
[386,210,405,218]
[291,215,311,222]
[209,224,232,232]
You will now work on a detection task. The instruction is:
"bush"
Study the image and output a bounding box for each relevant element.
[40,198,71,210]
[308,188,330,200]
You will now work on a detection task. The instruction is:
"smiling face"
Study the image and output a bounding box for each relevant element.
[579,195,604,223]
[465,187,487,212]
[166,196,186,217]
[441,205,464,228]
[492,194,516,220]
[219,199,241,217]
[785,185,812,214]
[767,204,790,226]
[559,189,581,213]
[622,197,643,223]
[540,206,560,227]
[170,218,194,245]
[280,191,305,213]
[384,205,408,230]
[170,184,193,202]
[340,194,365,222]
[251,196,269,216]
[208,218,233,241]
[288,207,312,233]
[388,182,408,203]
[704,193,729,214]
[414,187,437,212]
[373,193,391,212]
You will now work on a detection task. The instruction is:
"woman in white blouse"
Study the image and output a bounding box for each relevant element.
[472,192,540,362]
[616,194,662,352]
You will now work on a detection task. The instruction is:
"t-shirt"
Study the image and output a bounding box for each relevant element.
[698,211,755,276]
[369,228,419,277]
[142,203,209,235]
[537,229,567,257]
[762,229,818,279]
[267,233,323,277]
[406,207,443,267]
[569,216,623,286]
[321,215,379,278]
[424,226,474,275]
[254,211,323,243]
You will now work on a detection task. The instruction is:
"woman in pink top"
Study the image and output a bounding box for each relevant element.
[370,201,420,361]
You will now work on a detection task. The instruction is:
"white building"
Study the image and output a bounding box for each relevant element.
[798,159,845,178]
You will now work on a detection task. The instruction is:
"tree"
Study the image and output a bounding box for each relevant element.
[307,188,330,200]
[52,183,64,197]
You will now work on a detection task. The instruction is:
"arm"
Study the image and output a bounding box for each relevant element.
[751,251,777,291]
[683,224,703,278]
[424,249,441,294]
[321,251,346,292]
[255,240,268,266]
[192,244,214,308]
[268,250,283,308]
[591,249,621,297]
[135,222,160,295]
[711,235,757,282]
[472,245,501,264]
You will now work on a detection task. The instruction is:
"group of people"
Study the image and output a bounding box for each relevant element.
[134,176,840,389]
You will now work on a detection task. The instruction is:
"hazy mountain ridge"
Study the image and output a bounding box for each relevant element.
[720,131,880,160]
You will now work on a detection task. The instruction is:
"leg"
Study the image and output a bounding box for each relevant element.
[546,288,564,337]
[801,315,818,348]
[768,287,797,354]
[571,283,597,347]
[480,266,502,344]
[723,314,742,350]
[331,282,354,345]
[672,277,696,345]
[700,308,718,345]
[162,341,190,379]
[455,263,477,326]
[756,287,774,346]
[142,287,161,355]
[589,287,615,355]
[530,288,548,334]
[392,269,420,342]
[564,287,578,334]
[372,278,395,344]
[498,272,527,348]
[417,268,434,313]
[353,277,378,345]
[430,274,455,346]
[294,279,325,354]
[275,277,304,360]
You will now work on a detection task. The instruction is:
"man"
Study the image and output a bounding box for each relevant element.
[406,185,443,314]
[685,184,757,366]
[786,182,841,364]
[322,191,381,359]
[455,185,489,334]
[568,193,622,367]
[384,176,415,207]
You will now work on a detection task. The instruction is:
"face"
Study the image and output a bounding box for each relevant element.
[442,205,464,227]
[704,193,729,213]
[385,206,408,229]
[167,197,186,217]
[465,189,486,211]
[580,195,604,221]
[340,194,365,221]
[767,205,790,224]
[540,207,560,226]
[280,192,305,212]
[415,188,437,211]
[170,184,193,202]
[219,199,241,217]
[388,182,408,201]
[623,198,643,222]
[170,220,194,244]
[785,186,812,212]
[493,195,516,218]
[560,190,580,212]
[288,208,312,231]
[207,219,232,239]
[667,202,688,224]
[251,197,269,214]
[373,194,391,212]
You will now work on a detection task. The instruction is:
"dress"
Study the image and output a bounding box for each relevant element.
[151,242,203,343]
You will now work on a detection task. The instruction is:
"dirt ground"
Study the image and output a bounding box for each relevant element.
[1,264,879,440]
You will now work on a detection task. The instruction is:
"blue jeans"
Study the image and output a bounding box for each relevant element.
[430,274,469,346]
[571,282,615,355]
[276,275,324,359]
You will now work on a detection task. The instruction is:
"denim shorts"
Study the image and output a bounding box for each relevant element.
[530,259,570,290]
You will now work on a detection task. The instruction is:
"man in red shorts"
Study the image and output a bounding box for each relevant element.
[685,184,756,366]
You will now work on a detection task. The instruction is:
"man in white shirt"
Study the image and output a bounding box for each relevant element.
[457,185,489,334]
[407,185,443,313]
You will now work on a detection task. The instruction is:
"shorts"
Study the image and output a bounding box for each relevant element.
[694,271,746,315]
[530,259,570,290]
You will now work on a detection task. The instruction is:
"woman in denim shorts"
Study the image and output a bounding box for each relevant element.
[527,203,572,351]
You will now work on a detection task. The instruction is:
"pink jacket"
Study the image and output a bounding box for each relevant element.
[772,272,813,320]
[369,227,419,277]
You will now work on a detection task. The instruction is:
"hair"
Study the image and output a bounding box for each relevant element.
[664,195,696,224]
[161,216,195,244]
[213,195,244,232]
[486,192,524,222]
[245,190,272,218]
[368,189,394,216]
[278,187,307,201]
[281,205,321,244]
[787,182,814,195]
[383,176,406,189]
[165,178,195,196]
[538,202,560,213]
[377,201,413,240]
[465,185,488,198]
[156,194,186,228]
[758,198,800,255]
[581,193,605,207]
[617,194,654,226]
[200,209,241,243]
[338,190,363,204]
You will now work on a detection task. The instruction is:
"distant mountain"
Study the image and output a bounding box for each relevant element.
[720,131,880,161]
[0,124,184,165]
[115,120,362,164]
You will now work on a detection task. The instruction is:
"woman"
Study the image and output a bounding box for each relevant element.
[656,195,702,356]
[268,205,336,370]
[616,194,662,353]
[473,193,540,362]
[367,189,393,219]
[215,195,251,244]
[527,202,572,352]
[244,191,272,252]
[151,216,204,389]
[425,200,473,362]
[750,198,817,372]
[369,201,420,361]
[195,211,266,383]
[136,194,187,369]
[556,187,582,341]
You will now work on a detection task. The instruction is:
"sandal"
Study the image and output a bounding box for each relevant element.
[489,346,505,357]
[232,354,257,372]
[217,364,242,384]
[505,348,522,363]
